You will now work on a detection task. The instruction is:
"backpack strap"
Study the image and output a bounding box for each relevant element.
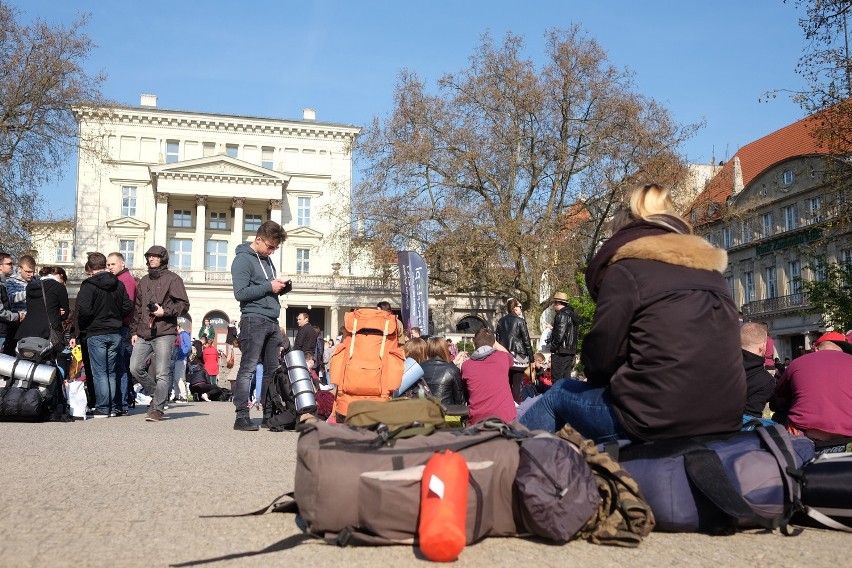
[379,319,388,358]
[753,424,806,535]
[804,506,852,533]
[349,318,358,357]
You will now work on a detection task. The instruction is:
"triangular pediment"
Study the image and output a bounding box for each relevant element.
[106,216,150,230]
[150,155,289,181]
[287,226,324,239]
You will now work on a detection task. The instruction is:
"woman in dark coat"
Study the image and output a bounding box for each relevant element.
[420,336,466,406]
[495,298,534,402]
[521,183,745,443]
[15,266,70,354]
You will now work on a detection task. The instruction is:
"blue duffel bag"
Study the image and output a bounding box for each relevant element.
[607,424,814,534]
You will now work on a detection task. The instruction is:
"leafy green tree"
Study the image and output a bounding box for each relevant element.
[802,259,852,331]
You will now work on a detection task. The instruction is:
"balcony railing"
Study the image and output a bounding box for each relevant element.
[65,267,399,291]
[742,292,811,317]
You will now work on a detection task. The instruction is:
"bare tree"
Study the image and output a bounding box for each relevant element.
[345,28,696,329]
[0,3,106,255]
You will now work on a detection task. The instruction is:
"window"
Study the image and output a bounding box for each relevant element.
[765,266,777,299]
[209,212,227,230]
[225,144,238,158]
[169,239,192,270]
[722,227,732,249]
[173,209,192,228]
[120,239,135,268]
[809,196,822,223]
[121,186,137,217]
[782,170,794,185]
[297,197,311,227]
[811,258,827,282]
[296,248,310,274]
[206,240,228,271]
[783,204,798,231]
[760,212,774,238]
[56,241,71,263]
[842,249,852,265]
[788,260,801,295]
[244,214,262,232]
[725,275,735,303]
[203,142,216,157]
[739,219,753,245]
[166,140,179,163]
[262,146,274,169]
[744,271,754,304]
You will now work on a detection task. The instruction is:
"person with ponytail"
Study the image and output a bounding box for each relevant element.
[521,183,745,443]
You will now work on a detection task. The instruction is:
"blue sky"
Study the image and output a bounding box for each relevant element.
[18,0,808,218]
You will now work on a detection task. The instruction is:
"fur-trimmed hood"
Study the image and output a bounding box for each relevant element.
[610,233,728,273]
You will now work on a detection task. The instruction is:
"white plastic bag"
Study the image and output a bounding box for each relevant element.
[65,381,87,419]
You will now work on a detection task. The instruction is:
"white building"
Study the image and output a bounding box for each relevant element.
[31,96,502,341]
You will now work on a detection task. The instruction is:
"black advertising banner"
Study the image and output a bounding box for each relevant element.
[397,250,429,334]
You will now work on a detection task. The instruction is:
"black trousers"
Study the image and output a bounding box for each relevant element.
[550,353,575,382]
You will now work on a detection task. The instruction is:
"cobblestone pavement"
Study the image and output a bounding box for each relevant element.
[0,401,848,567]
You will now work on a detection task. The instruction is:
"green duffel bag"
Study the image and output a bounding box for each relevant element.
[344,396,447,437]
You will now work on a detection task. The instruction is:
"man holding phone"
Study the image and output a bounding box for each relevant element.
[230,220,290,431]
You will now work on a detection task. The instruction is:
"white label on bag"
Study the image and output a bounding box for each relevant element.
[428,474,445,499]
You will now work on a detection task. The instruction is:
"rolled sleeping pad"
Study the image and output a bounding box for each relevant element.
[0,353,57,388]
[393,357,425,397]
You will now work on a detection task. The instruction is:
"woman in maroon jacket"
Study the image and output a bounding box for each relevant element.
[521,184,745,442]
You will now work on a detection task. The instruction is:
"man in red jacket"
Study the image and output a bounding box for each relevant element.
[771,331,852,440]
[108,252,138,414]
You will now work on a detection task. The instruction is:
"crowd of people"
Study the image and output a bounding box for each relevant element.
[2,183,850,446]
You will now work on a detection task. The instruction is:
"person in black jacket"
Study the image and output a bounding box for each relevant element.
[293,312,318,356]
[15,266,69,354]
[521,183,745,443]
[495,298,534,402]
[549,292,579,381]
[421,336,466,406]
[75,253,133,417]
[740,322,774,419]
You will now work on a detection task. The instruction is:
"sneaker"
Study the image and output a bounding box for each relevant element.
[233,417,259,431]
[174,397,188,404]
[113,410,127,417]
[201,393,211,402]
[146,409,166,422]
[91,410,110,418]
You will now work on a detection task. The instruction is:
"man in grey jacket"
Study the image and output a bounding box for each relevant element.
[231,220,289,431]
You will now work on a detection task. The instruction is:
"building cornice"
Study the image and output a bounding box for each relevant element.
[73,105,361,143]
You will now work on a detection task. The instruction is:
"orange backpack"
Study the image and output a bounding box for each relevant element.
[329,309,405,417]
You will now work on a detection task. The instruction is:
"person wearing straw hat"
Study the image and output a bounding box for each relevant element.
[549,292,579,382]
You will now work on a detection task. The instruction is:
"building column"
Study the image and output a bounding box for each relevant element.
[155,192,169,246]
[330,305,340,340]
[193,195,207,273]
[231,197,245,254]
[269,199,283,274]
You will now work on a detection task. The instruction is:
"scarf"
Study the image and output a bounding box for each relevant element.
[585,214,691,300]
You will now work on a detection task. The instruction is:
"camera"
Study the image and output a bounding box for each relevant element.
[278,279,293,296]
[147,302,158,313]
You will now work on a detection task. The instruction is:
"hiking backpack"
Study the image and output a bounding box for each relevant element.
[328,308,405,417]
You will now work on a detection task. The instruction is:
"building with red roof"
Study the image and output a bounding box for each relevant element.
[690,112,852,360]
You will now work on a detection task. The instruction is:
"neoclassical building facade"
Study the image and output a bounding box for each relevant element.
[30,96,503,341]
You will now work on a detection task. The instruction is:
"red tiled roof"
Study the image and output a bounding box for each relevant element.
[690,113,836,223]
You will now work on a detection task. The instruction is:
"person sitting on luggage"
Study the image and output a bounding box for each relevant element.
[740,322,775,424]
[187,364,224,402]
[421,336,466,407]
[519,183,745,443]
[770,331,852,441]
[460,328,516,424]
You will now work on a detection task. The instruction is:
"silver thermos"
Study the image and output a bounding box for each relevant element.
[283,350,317,414]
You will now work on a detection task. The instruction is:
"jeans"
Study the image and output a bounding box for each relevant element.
[129,334,176,413]
[87,333,121,414]
[234,316,282,420]
[171,357,188,400]
[114,327,132,411]
[518,378,627,443]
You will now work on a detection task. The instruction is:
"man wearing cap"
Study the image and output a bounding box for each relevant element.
[549,292,579,381]
[129,245,190,422]
[770,331,852,441]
